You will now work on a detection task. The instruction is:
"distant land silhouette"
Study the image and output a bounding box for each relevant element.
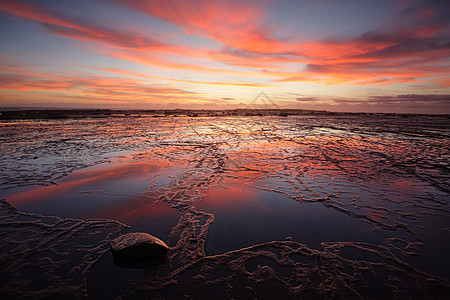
[1,109,448,120]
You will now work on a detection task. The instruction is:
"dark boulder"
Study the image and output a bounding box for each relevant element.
[111,232,168,259]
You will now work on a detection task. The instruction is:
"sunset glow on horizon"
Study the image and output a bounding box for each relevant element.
[1,0,449,113]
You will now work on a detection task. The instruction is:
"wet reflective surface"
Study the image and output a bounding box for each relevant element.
[0,114,449,298]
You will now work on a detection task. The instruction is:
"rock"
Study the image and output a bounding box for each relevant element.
[111,232,168,259]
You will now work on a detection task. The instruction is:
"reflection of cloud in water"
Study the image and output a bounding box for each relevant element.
[199,179,377,255]
[197,179,260,212]
[6,162,161,206]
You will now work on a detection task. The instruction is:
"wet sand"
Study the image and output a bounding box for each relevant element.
[0,113,449,298]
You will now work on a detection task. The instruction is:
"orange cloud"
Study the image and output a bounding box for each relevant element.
[112,0,290,54]
[96,67,273,88]
[113,0,450,87]
[0,62,208,107]
[1,0,449,95]
[0,0,175,53]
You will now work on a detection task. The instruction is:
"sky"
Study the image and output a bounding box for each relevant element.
[0,0,449,113]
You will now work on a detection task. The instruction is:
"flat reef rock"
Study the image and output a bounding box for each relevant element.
[111,232,168,259]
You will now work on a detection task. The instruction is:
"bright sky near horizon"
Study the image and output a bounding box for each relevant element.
[0,0,449,113]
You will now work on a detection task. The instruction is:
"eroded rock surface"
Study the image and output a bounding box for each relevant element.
[1,114,449,299]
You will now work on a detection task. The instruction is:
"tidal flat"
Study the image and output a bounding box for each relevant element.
[0,112,449,299]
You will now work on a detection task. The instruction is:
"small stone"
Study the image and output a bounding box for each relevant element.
[111,232,168,259]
